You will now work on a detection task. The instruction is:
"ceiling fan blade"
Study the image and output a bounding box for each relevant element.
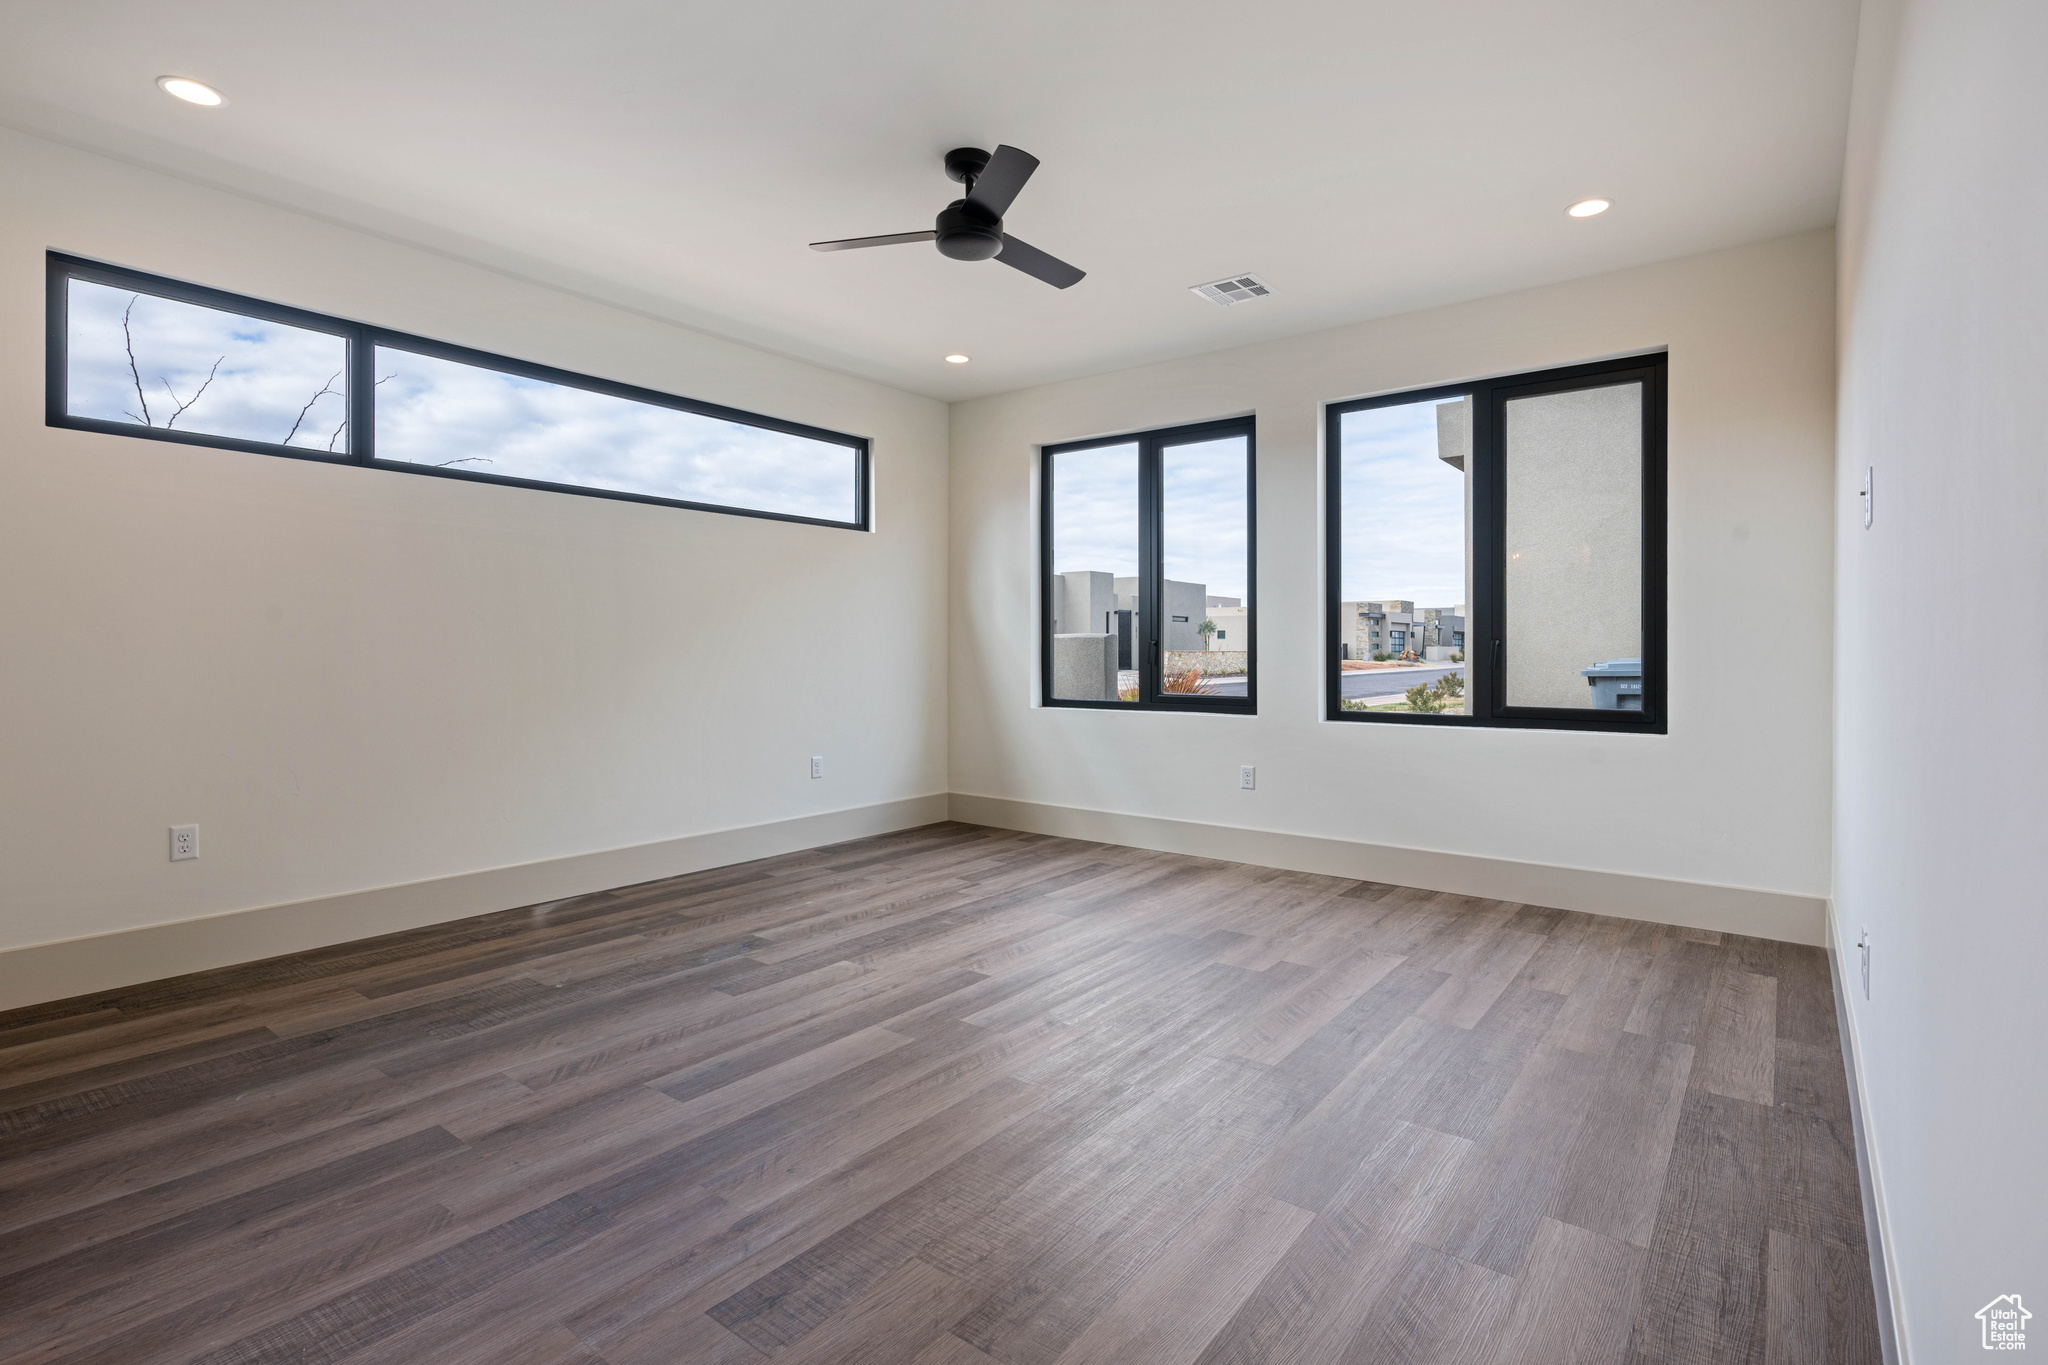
[809,231,937,252]
[966,145,1039,217]
[995,235,1085,289]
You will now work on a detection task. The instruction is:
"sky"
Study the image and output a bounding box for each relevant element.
[374,348,858,523]
[1050,435,1249,602]
[1338,397,1468,607]
[67,279,861,523]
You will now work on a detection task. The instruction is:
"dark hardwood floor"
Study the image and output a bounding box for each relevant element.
[0,822,1880,1364]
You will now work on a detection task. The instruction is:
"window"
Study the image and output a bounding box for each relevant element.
[1326,353,1665,731]
[1042,417,1254,712]
[46,254,869,529]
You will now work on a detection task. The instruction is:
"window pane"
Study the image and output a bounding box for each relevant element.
[1161,435,1250,698]
[1335,397,1471,716]
[66,278,351,451]
[1503,381,1643,710]
[374,347,861,523]
[1048,442,1138,702]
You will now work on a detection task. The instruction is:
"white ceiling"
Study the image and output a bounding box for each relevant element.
[0,0,1861,400]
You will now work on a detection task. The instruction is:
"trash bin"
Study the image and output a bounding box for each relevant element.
[1582,658,1643,710]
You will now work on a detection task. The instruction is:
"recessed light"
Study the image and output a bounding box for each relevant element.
[1567,198,1610,218]
[945,354,970,364]
[157,76,226,107]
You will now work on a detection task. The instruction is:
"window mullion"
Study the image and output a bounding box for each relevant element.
[349,326,377,464]
[1472,381,1505,718]
[1139,436,1162,705]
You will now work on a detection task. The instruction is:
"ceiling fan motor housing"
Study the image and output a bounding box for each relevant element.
[935,200,1004,261]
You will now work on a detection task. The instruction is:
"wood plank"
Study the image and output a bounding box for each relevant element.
[1692,968,1778,1105]
[1191,1121,1473,1365]
[1047,1190,1312,1365]
[1415,929,1546,1030]
[1548,918,1662,1057]
[1626,1088,1773,1364]
[1415,1044,1605,1276]
[1331,1241,1514,1365]
[1824,1237,1883,1365]
[1401,983,1568,1142]
[1225,951,1403,1065]
[1484,1216,1648,1365]
[1549,1033,1695,1248]
[1623,936,1720,1045]
[1765,1228,1827,1365]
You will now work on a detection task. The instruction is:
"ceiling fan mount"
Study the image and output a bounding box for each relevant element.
[810,144,1086,289]
[942,146,992,185]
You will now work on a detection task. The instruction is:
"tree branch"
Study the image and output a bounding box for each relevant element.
[162,356,225,429]
[282,370,345,446]
[122,296,152,426]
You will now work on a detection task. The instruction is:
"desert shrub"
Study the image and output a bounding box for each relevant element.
[1161,667,1213,694]
[1405,682,1446,713]
[1435,673,1464,698]
[1372,651,1392,662]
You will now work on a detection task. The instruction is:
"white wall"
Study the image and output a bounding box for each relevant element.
[1835,0,2048,1356]
[951,231,1836,919]
[0,130,948,970]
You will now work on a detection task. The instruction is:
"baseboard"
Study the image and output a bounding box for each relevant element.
[947,792,1828,946]
[1827,900,1909,1365]
[0,789,1828,1013]
[0,794,950,1013]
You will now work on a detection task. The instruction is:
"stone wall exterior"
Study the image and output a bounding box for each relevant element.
[1052,633,1118,700]
[1165,650,1248,676]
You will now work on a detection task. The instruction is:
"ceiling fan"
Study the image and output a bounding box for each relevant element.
[809,145,1086,289]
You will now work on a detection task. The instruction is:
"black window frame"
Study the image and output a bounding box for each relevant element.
[1325,352,1667,734]
[44,252,871,531]
[1040,415,1257,715]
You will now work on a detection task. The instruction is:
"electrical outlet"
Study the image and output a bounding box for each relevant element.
[170,824,199,862]
[810,755,824,779]
[1239,765,1256,791]
[1857,927,1871,999]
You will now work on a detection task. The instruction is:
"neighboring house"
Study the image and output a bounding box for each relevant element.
[1203,604,1246,649]
[1052,570,1213,664]
[1336,600,1465,660]
[1420,607,1465,658]
[1116,577,1207,652]
[1338,598,1410,659]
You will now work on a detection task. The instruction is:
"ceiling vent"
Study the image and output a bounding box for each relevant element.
[1190,273,1274,306]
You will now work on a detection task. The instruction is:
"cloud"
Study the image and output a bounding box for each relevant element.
[1162,436,1249,600]
[1050,443,1140,580]
[1050,436,1251,600]
[1339,398,1466,606]
[375,348,860,523]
